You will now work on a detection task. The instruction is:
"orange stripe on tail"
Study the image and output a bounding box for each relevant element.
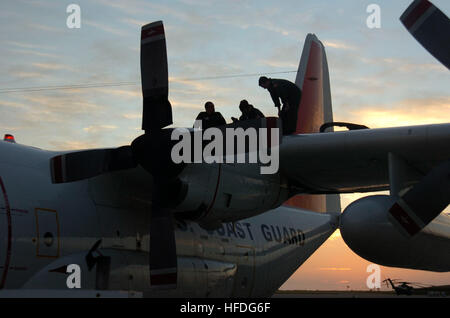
[284,34,336,213]
[295,41,324,134]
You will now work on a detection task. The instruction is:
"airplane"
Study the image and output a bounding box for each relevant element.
[0,0,449,297]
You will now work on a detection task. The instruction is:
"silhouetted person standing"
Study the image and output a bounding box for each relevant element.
[195,101,226,129]
[259,76,302,135]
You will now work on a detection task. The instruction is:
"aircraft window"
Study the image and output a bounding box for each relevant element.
[43,232,54,247]
[241,277,247,288]
[224,193,232,208]
[197,243,203,255]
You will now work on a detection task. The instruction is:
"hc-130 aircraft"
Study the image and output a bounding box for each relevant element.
[0,0,449,297]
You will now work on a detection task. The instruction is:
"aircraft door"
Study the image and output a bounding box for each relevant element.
[232,245,255,297]
[0,177,10,288]
[35,208,60,258]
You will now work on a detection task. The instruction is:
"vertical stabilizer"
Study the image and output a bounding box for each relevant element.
[284,34,341,214]
[294,34,333,133]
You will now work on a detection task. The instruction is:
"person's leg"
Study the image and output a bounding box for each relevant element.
[280,110,293,135]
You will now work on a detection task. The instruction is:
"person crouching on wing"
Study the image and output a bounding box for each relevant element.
[195,101,226,129]
[231,99,265,122]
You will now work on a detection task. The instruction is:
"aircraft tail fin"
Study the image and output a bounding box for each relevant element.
[284,34,341,214]
[294,34,333,134]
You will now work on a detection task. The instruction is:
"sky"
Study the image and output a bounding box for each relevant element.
[0,0,449,291]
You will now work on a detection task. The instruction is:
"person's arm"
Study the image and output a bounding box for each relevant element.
[217,112,226,125]
[256,108,265,118]
[269,89,281,108]
[278,83,294,111]
[194,112,204,127]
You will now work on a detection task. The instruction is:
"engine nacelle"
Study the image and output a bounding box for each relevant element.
[340,195,448,271]
[172,162,289,228]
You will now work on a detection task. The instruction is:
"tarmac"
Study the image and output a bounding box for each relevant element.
[273,290,449,298]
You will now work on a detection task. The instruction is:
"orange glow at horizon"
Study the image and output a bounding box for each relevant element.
[281,228,450,291]
[281,193,450,291]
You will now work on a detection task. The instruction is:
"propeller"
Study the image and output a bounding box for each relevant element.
[50,21,182,289]
[388,160,450,237]
[389,1,450,236]
[400,0,450,69]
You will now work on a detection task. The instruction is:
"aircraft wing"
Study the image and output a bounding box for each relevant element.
[279,123,450,193]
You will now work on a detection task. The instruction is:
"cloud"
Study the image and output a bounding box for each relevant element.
[30,63,78,74]
[318,267,352,271]
[7,41,55,51]
[123,112,141,119]
[323,40,356,51]
[31,63,66,70]
[170,76,233,96]
[22,94,103,113]
[0,100,28,109]
[20,0,56,8]
[28,23,63,33]
[83,125,117,133]
[98,0,212,26]
[8,49,61,59]
[11,71,44,78]
[254,22,290,36]
[339,97,450,128]
[120,18,148,27]
[361,57,447,74]
[84,20,130,37]
[48,140,101,151]
[257,59,297,69]
[178,0,213,6]
[6,62,78,82]
[171,99,204,110]
[94,87,141,99]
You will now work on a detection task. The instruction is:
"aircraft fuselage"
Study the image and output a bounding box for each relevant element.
[0,140,337,296]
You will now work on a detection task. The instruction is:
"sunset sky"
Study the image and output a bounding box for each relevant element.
[0,0,449,291]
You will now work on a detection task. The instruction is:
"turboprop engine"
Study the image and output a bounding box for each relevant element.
[171,162,290,228]
[340,195,449,272]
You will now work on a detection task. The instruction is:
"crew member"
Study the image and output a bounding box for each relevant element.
[232,99,265,122]
[195,101,226,129]
[258,76,302,135]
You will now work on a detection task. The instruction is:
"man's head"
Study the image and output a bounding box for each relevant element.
[239,99,250,113]
[258,76,270,89]
[204,101,215,115]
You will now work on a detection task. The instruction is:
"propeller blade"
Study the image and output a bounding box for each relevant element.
[50,146,136,183]
[149,179,177,289]
[400,0,450,69]
[141,21,173,132]
[388,160,450,237]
